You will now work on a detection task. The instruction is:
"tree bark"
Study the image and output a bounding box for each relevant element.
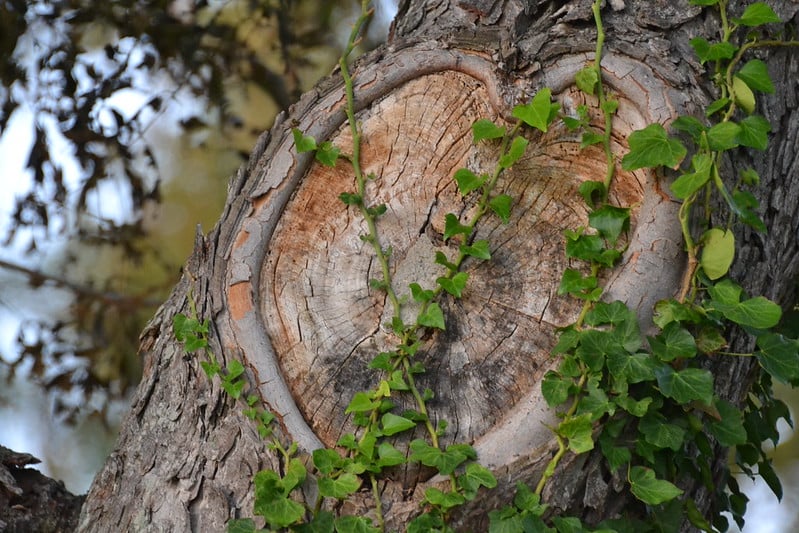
[79,0,799,531]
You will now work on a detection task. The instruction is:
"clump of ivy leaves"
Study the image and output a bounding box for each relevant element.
[493,1,799,532]
[171,0,799,532]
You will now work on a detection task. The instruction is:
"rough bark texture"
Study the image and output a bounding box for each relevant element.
[79,0,799,531]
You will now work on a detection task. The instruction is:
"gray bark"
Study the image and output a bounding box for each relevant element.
[78,1,799,531]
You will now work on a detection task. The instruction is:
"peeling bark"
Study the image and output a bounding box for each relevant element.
[79,1,799,531]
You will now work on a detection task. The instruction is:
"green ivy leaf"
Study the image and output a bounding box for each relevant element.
[606,352,656,384]
[733,2,781,26]
[696,326,727,355]
[417,302,446,330]
[316,141,340,166]
[589,205,630,245]
[381,413,417,436]
[434,251,457,271]
[409,440,475,475]
[706,97,731,117]
[489,194,513,223]
[733,75,756,114]
[345,392,379,414]
[672,115,706,142]
[578,180,605,206]
[655,366,714,405]
[575,66,599,95]
[253,471,305,527]
[708,279,782,329]
[599,433,632,472]
[736,59,775,94]
[542,371,572,407]
[585,301,635,326]
[755,333,799,384]
[318,473,361,499]
[444,213,471,241]
[333,516,380,533]
[227,518,257,533]
[339,192,363,206]
[424,487,466,509]
[376,442,406,468]
[454,168,486,195]
[709,398,747,446]
[689,37,737,64]
[706,121,741,151]
[437,272,469,298]
[460,239,491,260]
[512,87,558,132]
[649,322,697,362]
[472,118,506,142]
[283,458,307,492]
[558,413,595,453]
[700,228,735,280]
[458,462,498,498]
[629,466,684,505]
[313,448,344,475]
[292,128,317,153]
[639,415,686,451]
[670,153,712,200]
[653,299,703,328]
[558,268,601,301]
[499,136,529,169]
[621,123,687,170]
[409,283,434,303]
[294,511,334,533]
[736,114,771,151]
[615,394,653,417]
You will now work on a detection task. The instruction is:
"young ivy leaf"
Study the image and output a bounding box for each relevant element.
[629,466,684,505]
[588,205,630,246]
[733,2,781,26]
[670,153,712,200]
[575,66,599,95]
[700,228,735,280]
[621,123,687,170]
[454,168,487,195]
[736,59,775,94]
[499,136,529,169]
[489,194,513,223]
[689,37,737,64]
[512,87,559,132]
[315,141,340,166]
[417,302,446,330]
[437,272,469,298]
[737,115,771,151]
[708,279,782,329]
[292,127,317,153]
[755,333,799,384]
[318,473,361,500]
[444,213,471,241]
[654,366,714,406]
[472,118,506,142]
[558,413,595,453]
[460,239,491,260]
[380,413,417,436]
[707,121,742,151]
[409,282,435,303]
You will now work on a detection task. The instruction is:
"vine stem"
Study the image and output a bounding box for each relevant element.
[339,3,402,321]
[591,0,616,196]
[536,372,587,496]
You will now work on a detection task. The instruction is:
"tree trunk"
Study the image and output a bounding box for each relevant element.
[78,1,799,531]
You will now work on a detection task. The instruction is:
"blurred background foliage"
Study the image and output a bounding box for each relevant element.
[0,0,393,491]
